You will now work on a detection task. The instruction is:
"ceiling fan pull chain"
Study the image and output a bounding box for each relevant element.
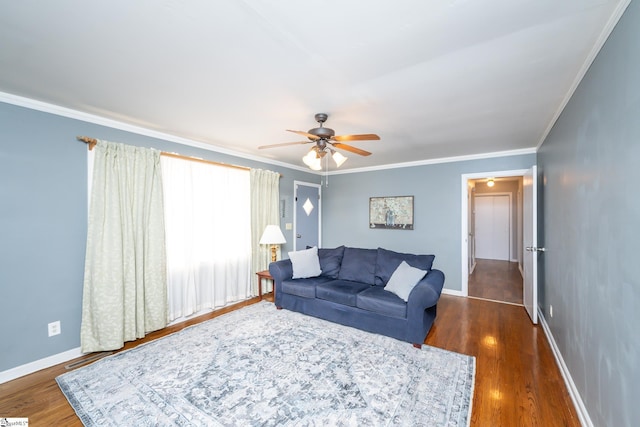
[325,155,329,187]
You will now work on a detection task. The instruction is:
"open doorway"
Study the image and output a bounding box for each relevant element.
[461,171,525,305]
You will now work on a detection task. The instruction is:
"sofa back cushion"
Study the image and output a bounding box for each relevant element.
[374,247,435,286]
[318,246,345,279]
[338,247,378,285]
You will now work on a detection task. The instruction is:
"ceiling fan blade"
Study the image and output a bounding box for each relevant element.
[287,129,319,140]
[332,133,380,142]
[258,141,310,149]
[332,142,372,156]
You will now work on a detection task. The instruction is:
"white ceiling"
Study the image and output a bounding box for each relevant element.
[0,0,627,171]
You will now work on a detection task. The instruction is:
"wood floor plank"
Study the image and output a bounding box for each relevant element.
[469,259,523,304]
[426,295,579,426]
[0,293,578,426]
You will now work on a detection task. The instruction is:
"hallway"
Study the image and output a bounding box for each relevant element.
[469,259,523,305]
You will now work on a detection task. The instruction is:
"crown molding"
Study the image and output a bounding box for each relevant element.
[328,147,537,175]
[1,91,535,174]
[536,0,631,150]
[0,91,310,173]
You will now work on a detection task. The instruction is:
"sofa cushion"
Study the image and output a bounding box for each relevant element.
[383,261,427,302]
[338,247,377,285]
[288,246,322,279]
[356,286,407,319]
[318,246,345,279]
[316,280,370,307]
[281,276,332,299]
[374,247,435,286]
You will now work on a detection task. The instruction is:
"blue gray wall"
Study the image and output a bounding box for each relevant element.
[4,5,637,422]
[0,101,317,372]
[537,1,639,425]
[321,154,535,292]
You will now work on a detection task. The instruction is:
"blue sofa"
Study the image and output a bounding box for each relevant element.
[269,246,445,347]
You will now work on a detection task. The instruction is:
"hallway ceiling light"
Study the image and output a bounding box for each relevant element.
[487,178,495,187]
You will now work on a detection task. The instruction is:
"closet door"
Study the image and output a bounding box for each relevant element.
[474,195,510,260]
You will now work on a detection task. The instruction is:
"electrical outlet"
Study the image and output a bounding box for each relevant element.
[48,321,61,337]
[549,305,553,318]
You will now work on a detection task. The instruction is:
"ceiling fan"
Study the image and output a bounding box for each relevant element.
[258,113,380,170]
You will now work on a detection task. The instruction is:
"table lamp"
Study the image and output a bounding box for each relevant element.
[259,225,286,262]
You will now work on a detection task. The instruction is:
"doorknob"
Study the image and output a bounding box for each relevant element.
[296,234,301,238]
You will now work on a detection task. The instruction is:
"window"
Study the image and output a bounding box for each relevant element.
[161,155,251,321]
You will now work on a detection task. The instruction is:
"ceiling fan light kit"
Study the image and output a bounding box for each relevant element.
[302,150,322,170]
[259,113,380,170]
[331,150,347,167]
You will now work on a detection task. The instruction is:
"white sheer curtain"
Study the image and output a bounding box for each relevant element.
[161,155,251,321]
[250,169,281,294]
[81,140,167,353]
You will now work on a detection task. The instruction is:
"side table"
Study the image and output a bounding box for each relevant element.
[256,270,274,301]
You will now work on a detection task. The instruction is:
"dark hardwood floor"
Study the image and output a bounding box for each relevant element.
[469,258,524,305]
[427,295,578,426]
[0,293,578,426]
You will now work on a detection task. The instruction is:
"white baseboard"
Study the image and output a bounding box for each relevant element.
[441,288,464,297]
[1,299,258,385]
[0,347,83,384]
[538,308,592,427]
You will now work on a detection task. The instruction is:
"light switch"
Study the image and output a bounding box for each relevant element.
[285,223,292,230]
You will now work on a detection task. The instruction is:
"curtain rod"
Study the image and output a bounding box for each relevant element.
[77,135,255,172]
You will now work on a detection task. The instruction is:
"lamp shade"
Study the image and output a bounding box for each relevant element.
[332,150,347,167]
[302,150,317,166]
[309,158,322,170]
[303,150,322,170]
[259,225,286,245]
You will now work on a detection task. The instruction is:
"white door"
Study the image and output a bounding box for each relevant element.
[475,195,510,260]
[523,166,538,324]
[294,182,321,251]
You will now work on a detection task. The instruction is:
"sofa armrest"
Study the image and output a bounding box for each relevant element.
[406,269,445,318]
[269,259,293,306]
[269,259,293,282]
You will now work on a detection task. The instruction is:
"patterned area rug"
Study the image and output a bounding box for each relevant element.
[57,302,475,426]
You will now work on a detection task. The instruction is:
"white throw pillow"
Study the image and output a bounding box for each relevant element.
[384,261,427,302]
[288,246,322,279]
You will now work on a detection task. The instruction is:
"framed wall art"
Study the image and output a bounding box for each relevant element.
[369,196,414,230]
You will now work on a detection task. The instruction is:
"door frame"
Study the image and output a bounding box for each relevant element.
[460,169,527,297]
[522,166,539,324]
[293,180,322,251]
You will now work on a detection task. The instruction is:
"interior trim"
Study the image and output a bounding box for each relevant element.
[0,347,82,385]
[1,90,535,175]
[0,91,306,172]
[536,0,632,150]
[538,308,593,427]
